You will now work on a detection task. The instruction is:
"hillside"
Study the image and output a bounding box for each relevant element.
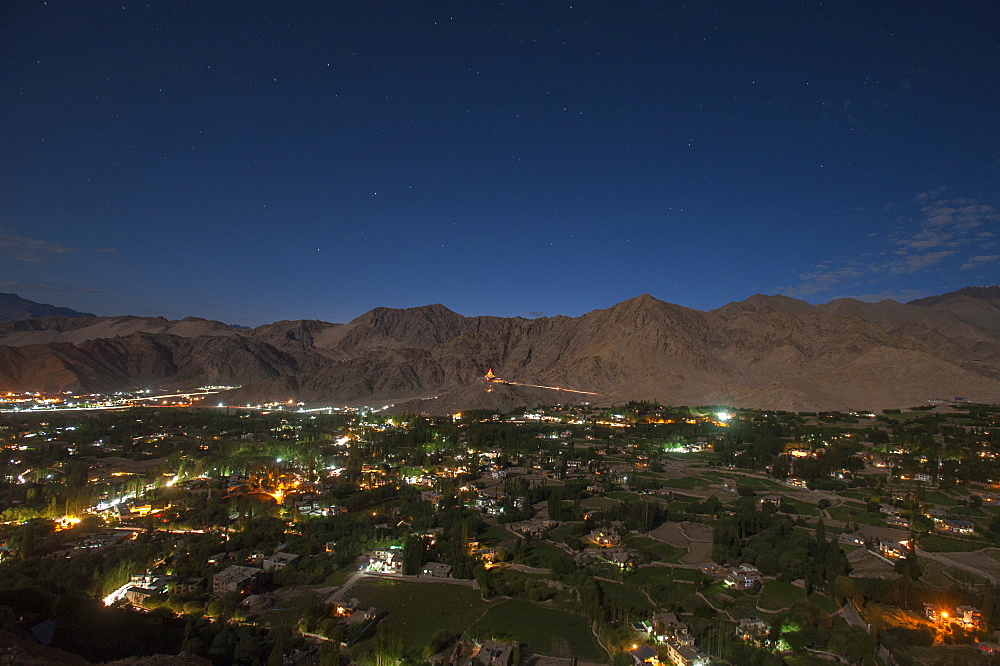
[1,287,999,412]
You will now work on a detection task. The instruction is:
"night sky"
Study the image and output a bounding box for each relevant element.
[2,2,998,326]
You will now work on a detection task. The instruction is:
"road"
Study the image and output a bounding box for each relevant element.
[842,600,868,631]
[326,569,367,603]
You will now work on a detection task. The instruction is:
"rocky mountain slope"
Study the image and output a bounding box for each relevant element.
[1,287,999,412]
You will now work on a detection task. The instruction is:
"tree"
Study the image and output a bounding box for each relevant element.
[548,487,564,521]
[370,628,404,666]
[402,535,425,575]
[319,643,342,666]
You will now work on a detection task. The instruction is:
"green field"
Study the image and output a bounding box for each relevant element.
[627,566,678,587]
[519,541,570,569]
[625,535,686,563]
[624,567,698,606]
[757,580,806,611]
[923,491,962,507]
[807,593,839,614]
[607,491,642,501]
[478,524,515,545]
[839,489,875,501]
[660,476,711,489]
[350,579,490,650]
[779,499,821,516]
[469,599,606,661]
[734,477,788,491]
[546,523,576,541]
[597,580,653,615]
[261,587,323,632]
[919,560,953,587]
[827,504,885,526]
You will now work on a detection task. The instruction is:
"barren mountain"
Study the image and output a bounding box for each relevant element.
[0,316,237,347]
[1,287,1000,412]
[0,293,94,322]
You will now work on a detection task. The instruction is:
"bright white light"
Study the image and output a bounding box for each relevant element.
[716,411,732,422]
[104,582,132,606]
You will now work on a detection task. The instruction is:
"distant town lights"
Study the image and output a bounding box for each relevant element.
[716,411,732,422]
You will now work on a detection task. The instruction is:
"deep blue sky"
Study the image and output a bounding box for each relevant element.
[2,2,998,326]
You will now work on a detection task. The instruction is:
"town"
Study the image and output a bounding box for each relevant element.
[3,396,1000,665]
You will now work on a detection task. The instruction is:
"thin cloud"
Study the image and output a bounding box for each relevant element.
[888,250,954,275]
[781,192,999,298]
[0,232,115,263]
[781,261,875,298]
[961,255,1000,270]
[915,187,947,202]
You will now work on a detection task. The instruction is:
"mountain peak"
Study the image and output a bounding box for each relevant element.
[349,303,468,347]
[712,293,815,315]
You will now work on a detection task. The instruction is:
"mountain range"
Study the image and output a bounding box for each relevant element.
[1,287,1000,412]
[0,292,95,322]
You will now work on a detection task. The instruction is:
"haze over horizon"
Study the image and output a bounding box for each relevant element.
[3,2,999,326]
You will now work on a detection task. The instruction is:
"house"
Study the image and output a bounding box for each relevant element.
[589,529,620,547]
[472,546,496,564]
[607,549,635,570]
[651,612,692,644]
[421,490,444,505]
[366,549,403,573]
[877,540,909,560]
[172,577,205,595]
[885,515,909,528]
[628,645,658,666]
[958,605,983,629]
[736,617,770,643]
[476,640,516,666]
[421,562,452,578]
[925,604,945,622]
[262,551,300,571]
[125,572,169,606]
[212,565,263,596]
[938,519,975,535]
[515,521,550,539]
[700,564,728,578]
[725,564,763,590]
[663,642,710,666]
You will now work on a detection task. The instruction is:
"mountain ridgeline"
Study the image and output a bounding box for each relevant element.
[0,292,95,322]
[2,287,1000,412]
